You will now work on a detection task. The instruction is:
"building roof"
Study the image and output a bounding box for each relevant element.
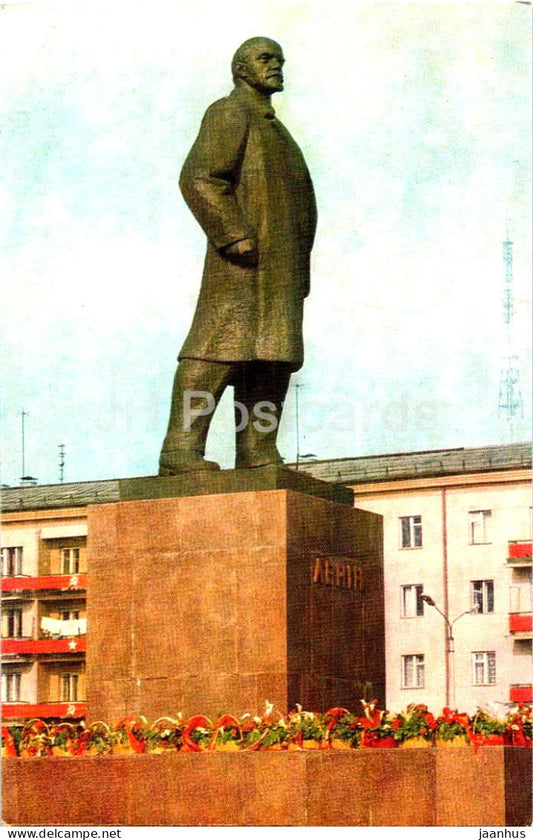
[1,479,121,513]
[1,443,530,512]
[296,442,531,485]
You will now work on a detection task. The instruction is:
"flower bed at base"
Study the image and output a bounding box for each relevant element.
[2,701,531,757]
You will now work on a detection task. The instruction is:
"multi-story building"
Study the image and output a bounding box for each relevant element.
[301,442,532,713]
[0,490,96,722]
[1,442,531,720]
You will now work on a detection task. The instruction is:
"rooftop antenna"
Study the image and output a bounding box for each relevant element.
[58,444,65,484]
[498,229,523,440]
[295,382,303,470]
[20,410,38,486]
[21,409,27,479]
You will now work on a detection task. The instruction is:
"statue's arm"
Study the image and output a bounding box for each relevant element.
[179,98,253,251]
[301,172,317,297]
[308,177,318,251]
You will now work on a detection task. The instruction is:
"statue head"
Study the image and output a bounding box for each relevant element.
[231,37,285,94]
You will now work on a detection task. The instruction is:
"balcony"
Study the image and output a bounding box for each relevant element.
[2,637,86,655]
[509,684,533,704]
[509,612,532,637]
[1,573,87,594]
[1,701,86,720]
[507,541,532,567]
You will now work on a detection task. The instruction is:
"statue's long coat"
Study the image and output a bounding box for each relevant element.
[178,84,317,371]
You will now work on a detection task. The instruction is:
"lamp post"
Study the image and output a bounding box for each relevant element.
[421,594,479,708]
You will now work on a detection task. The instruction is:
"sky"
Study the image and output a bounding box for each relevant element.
[0,0,531,487]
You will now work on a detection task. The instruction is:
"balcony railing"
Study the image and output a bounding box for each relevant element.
[509,684,533,704]
[1,637,86,654]
[509,612,533,635]
[508,541,532,565]
[1,701,86,720]
[1,574,87,593]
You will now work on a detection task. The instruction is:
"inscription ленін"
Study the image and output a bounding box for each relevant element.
[312,557,363,591]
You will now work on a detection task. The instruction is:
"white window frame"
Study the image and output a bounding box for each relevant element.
[471,580,494,614]
[401,584,425,617]
[1,672,21,702]
[61,548,80,575]
[1,546,23,576]
[61,672,79,703]
[2,608,23,639]
[468,510,492,545]
[402,654,425,689]
[472,651,496,685]
[400,515,423,549]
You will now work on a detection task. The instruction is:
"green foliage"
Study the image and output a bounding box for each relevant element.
[330,713,360,745]
[392,705,436,743]
[214,726,240,745]
[4,703,532,755]
[434,721,466,741]
[261,725,288,748]
[288,712,326,742]
[189,726,212,748]
[471,710,507,737]
[146,727,182,750]
[242,727,265,748]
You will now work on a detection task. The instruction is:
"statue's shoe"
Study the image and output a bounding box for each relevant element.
[235,449,284,469]
[159,451,221,475]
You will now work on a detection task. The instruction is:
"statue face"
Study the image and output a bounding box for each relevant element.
[239,40,285,93]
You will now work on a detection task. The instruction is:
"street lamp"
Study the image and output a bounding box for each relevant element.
[421,594,479,708]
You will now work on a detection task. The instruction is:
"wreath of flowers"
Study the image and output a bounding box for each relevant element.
[2,702,531,756]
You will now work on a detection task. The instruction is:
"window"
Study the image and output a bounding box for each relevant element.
[469,510,491,544]
[402,654,425,688]
[2,608,23,638]
[401,584,424,617]
[471,580,494,614]
[400,516,422,549]
[1,673,21,702]
[61,548,80,574]
[472,651,496,685]
[1,546,23,576]
[61,673,79,702]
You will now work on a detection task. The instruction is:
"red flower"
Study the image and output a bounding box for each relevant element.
[324,708,351,731]
[181,715,212,752]
[2,726,18,757]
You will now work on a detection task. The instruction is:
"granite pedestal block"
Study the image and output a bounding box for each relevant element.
[86,477,384,721]
[3,748,531,826]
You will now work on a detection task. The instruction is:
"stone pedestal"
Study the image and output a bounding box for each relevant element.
[4,749,531,826]
[86,471,384,720]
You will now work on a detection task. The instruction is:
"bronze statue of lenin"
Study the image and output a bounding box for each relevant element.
[159,37,317,474]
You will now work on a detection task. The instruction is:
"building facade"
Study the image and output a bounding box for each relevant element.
[1,443,531,720]
[301,442,532,713]
[1,499,94,722]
